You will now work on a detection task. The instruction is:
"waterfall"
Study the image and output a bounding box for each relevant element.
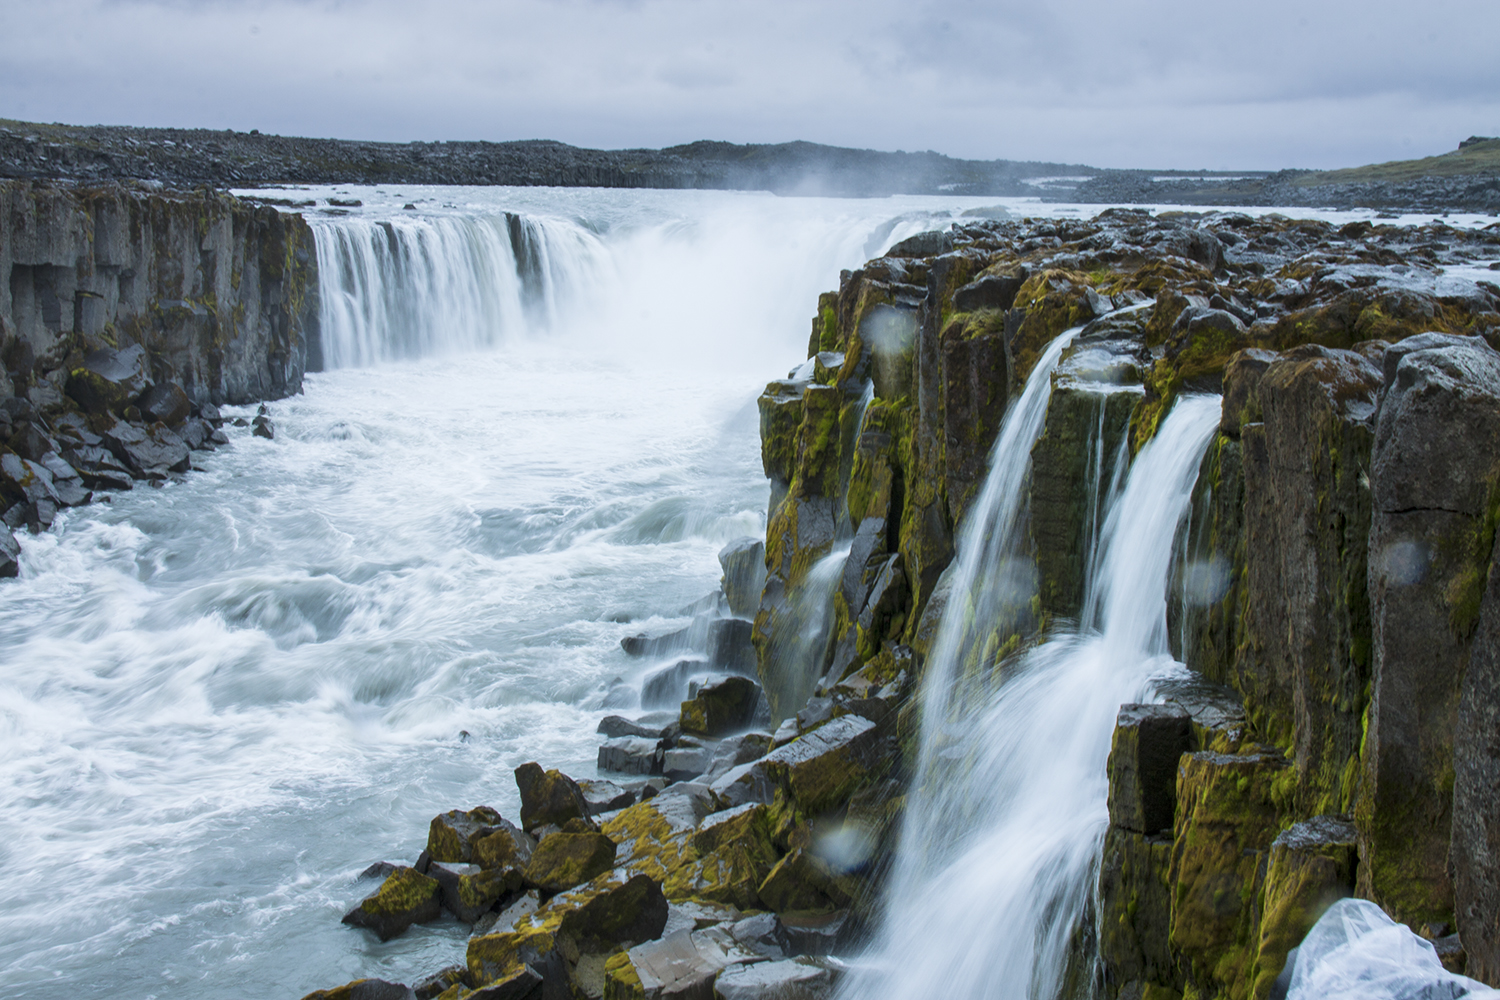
[844,393,1222,1000]
[307,212,607,368]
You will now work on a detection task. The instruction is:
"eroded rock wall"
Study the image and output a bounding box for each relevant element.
[750,210,1500,1000]
[1,179,317,407]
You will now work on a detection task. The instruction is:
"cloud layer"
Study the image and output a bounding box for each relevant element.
[4,0,1498,169]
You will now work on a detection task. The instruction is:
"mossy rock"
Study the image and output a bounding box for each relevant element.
[341,866,443,942]
[1168,751,1290,1000]
[1250,815,1357,1000]
[680,675,760,737]
[757,714,889,817]
[663,804,780,910]
[755,848,860,915]
[757,379,806,486]
[472,822,536,871]
[602,949,644,1000]
[428,806,508,864]
[1097,826,1175,995]
[1008,269,1106,386]
[514,763,592,835]
[600,798,699,888]
[524,832,618,894]
[468,870,667,989]
[299,978,417,1000]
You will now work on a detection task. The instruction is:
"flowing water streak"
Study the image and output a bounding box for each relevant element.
[911,327,1080,741]
[847,394,1222,1000]
[311,212,606,367]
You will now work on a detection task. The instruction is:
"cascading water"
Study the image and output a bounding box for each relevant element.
[311,212,606,367]
[843,393,1222,1000]
[0,186,1014,1000]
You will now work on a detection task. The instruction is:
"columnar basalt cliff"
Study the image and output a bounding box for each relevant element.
[0,180,318,569]
[302,210,1500,1000]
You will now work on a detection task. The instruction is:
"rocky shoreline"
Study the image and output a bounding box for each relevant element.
[0,179,318,576]
[1061,167,1500,216]
[301,209,1500,1000]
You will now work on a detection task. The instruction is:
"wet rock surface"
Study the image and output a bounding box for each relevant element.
[307,209,1500,999]
[1,178,314,575]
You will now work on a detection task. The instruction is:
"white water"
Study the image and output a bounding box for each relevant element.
[844,393,1222,1000]
[0,187,1009,1000]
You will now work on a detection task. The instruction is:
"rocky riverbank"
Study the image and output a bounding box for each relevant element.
[0,179,318,575]
[0,119,1087,198]
[303,209,1500,1000]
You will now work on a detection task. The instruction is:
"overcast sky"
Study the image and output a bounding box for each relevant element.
[3,0,1497,170]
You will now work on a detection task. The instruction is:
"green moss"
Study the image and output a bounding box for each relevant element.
[1445,470,1500,638]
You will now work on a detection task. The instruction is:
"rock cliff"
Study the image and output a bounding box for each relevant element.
[0,180,318,568]
[301,209,1500,999]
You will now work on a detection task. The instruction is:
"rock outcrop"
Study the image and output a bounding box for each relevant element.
[303,209,1500,1000]
[0,179,317,549]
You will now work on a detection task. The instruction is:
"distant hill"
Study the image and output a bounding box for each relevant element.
[0,119,1092,197]
[1064,138,1500,214]
[1297,137,1500,185]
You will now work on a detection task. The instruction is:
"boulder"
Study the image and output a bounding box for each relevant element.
[599,736,662,776]
[0,529,19,578]
[1251,815,1358,998]
[598,716,666,740]
[411,966,466,1000]
[523,832,618,894]
[252,414,275,439]
[515,762,592,834]
[673,804,780,911]
[473,821,536,872]
[578,779,635,815]
[65,344,151,416]
[467,965,542,1000]
[776,911,849,957]
[680,676,761,737]
[952,272,1025,313]
[703,733,773,783]
[467,871,668,990]
[428,807,511,864]
[429,861,524,923]
[299,979,418,1000]
[719,537,767,619]
[610,925,762,1000]
[724,913,791,959]
[1106,704,1193,835]
[713,957,837,1000]
[755,849,855,915]
[0,452,59,508]
[341,866,443,941]
[662,737,715,782]
[62,444,133,490]
[100,419,190,478]
[137,380,191,426]
[1360,339,1500,924]
[755,714,887,817]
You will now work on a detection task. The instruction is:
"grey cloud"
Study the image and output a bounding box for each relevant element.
[1,0,1496,169]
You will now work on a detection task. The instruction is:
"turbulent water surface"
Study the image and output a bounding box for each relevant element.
[1,185,1488,1000]
[0,186,1038,999]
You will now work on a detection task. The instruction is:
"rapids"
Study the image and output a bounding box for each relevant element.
[2,185,1485,1000]
[0,188,996,999]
